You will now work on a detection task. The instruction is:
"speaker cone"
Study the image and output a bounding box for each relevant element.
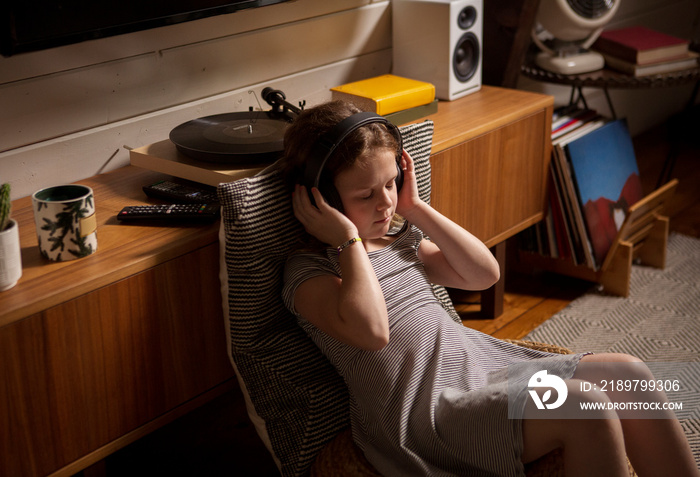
[457,5,477,29]
[453,32,479,82]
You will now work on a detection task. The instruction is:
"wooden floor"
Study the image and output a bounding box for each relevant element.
[93,115,699,476]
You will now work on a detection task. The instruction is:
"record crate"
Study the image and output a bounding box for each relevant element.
[517,179,678,297]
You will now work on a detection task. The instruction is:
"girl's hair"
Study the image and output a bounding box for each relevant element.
[281,100,399,194]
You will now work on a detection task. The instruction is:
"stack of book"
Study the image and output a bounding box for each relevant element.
[592,26,699,77]
[330,74,437,124]
[520,106,644,270]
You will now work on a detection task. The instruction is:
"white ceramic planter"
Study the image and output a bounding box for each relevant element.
[0,219,22,291]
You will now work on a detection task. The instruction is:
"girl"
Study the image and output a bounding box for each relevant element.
[281,101,697,477]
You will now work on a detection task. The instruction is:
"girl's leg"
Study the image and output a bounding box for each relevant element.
[575,353,698,477]
[521,380,629,477]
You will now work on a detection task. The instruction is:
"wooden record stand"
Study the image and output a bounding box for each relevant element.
[519,179,678,297]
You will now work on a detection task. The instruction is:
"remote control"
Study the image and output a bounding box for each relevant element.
[117,204,220,222]
[143,180,218,204]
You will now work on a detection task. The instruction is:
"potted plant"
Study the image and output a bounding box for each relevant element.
[0,183,22,291]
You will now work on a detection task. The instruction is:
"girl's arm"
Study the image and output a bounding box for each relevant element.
[291,185,390,350]
[397,151,500,291]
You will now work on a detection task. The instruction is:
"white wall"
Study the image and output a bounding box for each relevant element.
[1,0,697,200]
[518,0,700,135]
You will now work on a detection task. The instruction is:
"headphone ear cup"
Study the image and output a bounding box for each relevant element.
[320,185,344,212]
[313,170,344,212]
[395,160,404,192]
[303,182,317,207]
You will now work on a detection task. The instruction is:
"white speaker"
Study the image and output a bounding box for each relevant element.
[393,0,482,101]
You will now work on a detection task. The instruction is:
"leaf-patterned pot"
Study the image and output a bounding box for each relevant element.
[31,185,97,262]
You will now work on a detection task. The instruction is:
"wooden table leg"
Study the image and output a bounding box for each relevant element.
[481,241,506,318]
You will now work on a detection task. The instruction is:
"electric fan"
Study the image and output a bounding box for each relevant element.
[532,0,621,75]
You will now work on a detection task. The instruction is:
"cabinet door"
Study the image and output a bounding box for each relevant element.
[429,111,549,247]
[0,244,234,476]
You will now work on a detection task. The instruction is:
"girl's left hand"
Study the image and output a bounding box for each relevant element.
[396,149,422,219]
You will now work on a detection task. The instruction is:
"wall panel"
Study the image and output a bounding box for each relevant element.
[0,0,393,200]
[0,3,391,154]
[0,0,377,84]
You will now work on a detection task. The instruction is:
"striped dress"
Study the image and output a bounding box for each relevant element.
[282,224,584,477]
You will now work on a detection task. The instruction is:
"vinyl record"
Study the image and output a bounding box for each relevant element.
[170,111,289,163]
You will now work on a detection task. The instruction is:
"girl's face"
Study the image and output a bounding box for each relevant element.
[334,148,398,240]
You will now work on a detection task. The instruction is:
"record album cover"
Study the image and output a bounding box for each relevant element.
[565,119,644,268]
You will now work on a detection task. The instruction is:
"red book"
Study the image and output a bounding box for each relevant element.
[592,26,689,65]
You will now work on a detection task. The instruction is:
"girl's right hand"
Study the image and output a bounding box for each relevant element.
[292,184,359,247]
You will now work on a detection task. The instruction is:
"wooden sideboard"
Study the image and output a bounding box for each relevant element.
[0,86,552,476]
[425,86,552,247]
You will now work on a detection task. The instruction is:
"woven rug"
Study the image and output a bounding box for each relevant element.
[525,233,700,464]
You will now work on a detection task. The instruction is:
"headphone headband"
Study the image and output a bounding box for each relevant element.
[302,112,403,210]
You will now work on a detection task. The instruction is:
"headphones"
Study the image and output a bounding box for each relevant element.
[302,111,403,211]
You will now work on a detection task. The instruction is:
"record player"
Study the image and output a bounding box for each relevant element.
[130,88,304,186]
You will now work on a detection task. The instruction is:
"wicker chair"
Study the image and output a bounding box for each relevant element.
[311,339,637,477]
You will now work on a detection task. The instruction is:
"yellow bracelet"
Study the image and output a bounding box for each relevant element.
[336,237,362,255]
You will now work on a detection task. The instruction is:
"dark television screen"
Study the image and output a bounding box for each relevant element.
[1,0,291,57]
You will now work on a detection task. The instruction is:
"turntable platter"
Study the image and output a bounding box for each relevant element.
[170,111,290,163]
